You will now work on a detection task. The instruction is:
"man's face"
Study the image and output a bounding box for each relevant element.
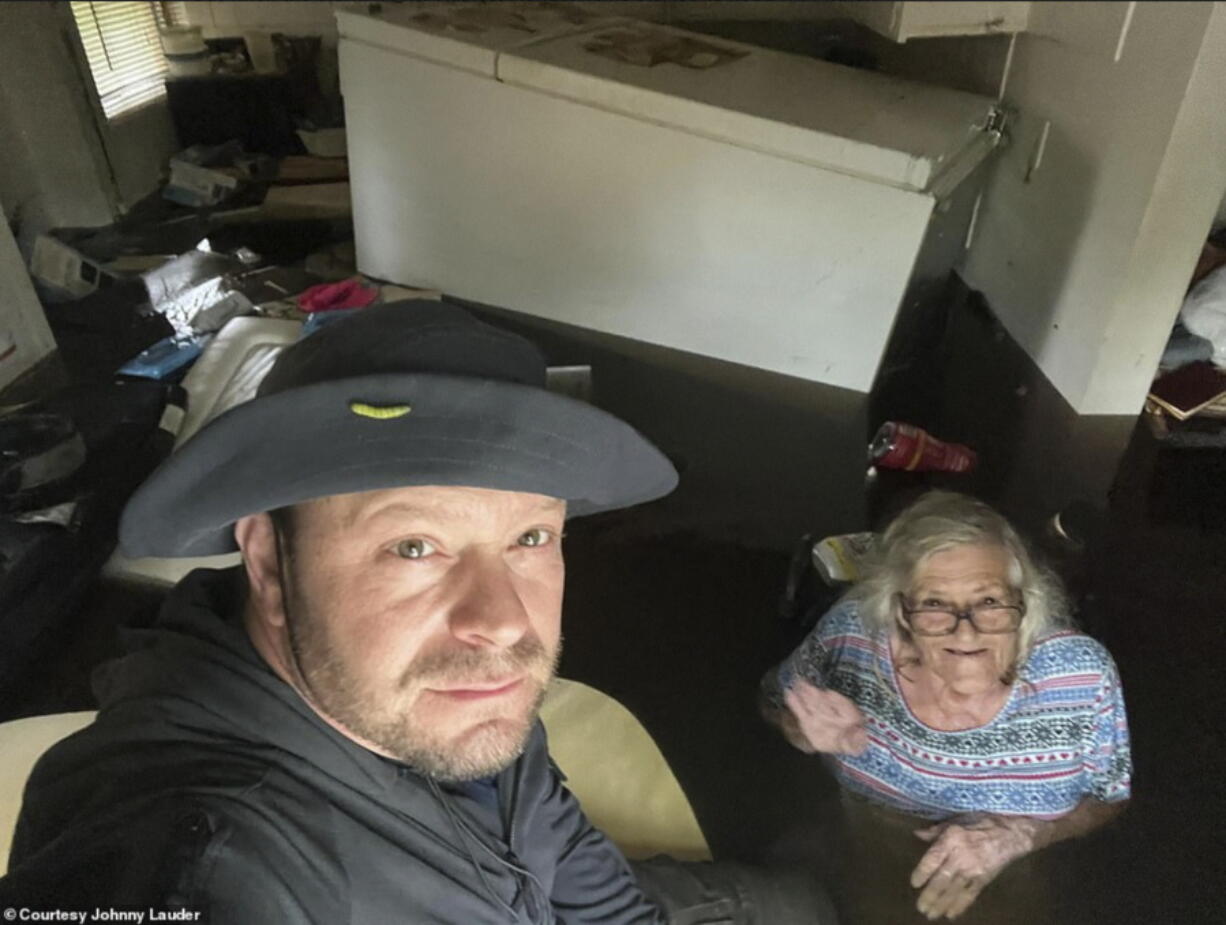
[271,484,566,781]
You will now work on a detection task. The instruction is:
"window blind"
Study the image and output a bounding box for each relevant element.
[71,2,182,120]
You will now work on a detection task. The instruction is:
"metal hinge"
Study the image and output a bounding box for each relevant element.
[984,106,1009,135]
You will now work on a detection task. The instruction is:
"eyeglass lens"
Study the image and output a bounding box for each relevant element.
[906,603,1022,635]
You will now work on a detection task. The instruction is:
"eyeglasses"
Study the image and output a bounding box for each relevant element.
[896,593,1025,636]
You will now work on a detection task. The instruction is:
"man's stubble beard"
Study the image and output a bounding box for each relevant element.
[281,577,560,782]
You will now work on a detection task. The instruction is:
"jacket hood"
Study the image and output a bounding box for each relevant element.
[92,567,407,795]
[10,569,643,924]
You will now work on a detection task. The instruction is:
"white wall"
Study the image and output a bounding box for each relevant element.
[183,1,858,33]
[962,1,1226,416]
[184,2,1016,119]
[0,2,116,248]
[183,0,342,36]
[105,99,180,209]
[0,208,56,392]
[0,1,180,246]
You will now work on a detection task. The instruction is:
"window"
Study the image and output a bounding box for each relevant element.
[70,2,186,120]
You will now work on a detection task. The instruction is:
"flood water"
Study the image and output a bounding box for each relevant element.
[6,422,1221,923]
[558,435,1225,925]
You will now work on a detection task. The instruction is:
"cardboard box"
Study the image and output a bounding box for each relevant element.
[163,159,242,208]
[29,234,119,299]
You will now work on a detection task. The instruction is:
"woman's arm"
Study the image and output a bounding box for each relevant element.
[758,687,816,753]
[759,601,874,755]
[761,680,869,756]
[911,798,1128,920]
[1031,796,1127,849]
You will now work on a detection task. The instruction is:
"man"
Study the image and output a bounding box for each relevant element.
[2,302,832,923]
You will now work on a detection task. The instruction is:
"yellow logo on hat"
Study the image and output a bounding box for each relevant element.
[349,401,413,420]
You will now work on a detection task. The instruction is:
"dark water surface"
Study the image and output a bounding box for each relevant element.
[9,421,1223,923]
[558,429,1225,924]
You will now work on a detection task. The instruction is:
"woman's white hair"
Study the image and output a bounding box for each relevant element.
[851,490,1072,679]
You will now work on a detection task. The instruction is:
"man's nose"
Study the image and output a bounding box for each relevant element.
[446,552,532,649]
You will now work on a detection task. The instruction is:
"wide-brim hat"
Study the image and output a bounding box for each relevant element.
[119,301,678,557]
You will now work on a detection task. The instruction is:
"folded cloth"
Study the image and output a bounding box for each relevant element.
[295,277,378,313]
[1160,324,1214,370]
[1181,265,1226,366]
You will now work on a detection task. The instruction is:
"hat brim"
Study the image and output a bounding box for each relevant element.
[119,373,678,557]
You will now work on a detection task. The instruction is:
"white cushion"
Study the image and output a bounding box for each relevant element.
[540,679,710,861]
[175,316,302,449]
[0,711,96,874]
[1,682,709,875]
[103,317,302,588]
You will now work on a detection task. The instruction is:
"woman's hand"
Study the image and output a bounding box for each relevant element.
[781,679,869,756]
[910,813,1048,920]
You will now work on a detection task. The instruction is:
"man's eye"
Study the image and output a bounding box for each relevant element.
[979,596,1001,607]
[920,598,947,609]
[517,528,555,548]
[395,538,436,559]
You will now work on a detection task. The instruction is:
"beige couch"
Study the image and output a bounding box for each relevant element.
[1,679,709,875]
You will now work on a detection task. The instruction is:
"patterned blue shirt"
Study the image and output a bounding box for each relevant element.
[763,601,1132,819]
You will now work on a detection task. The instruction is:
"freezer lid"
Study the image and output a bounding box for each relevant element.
[497,20,1002,192]
[335,2,615,78]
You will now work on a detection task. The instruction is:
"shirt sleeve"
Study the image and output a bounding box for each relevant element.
[1,794,328,923]
[188,803,345,925]
[1085,652,1132,803]
[544,759,665,924]
[759,600,855,710]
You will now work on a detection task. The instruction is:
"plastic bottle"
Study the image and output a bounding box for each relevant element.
[868,421,978,473]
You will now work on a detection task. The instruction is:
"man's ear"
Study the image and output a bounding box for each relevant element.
[234,513,286,628]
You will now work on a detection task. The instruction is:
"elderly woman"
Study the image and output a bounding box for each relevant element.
[760,491,1131,921]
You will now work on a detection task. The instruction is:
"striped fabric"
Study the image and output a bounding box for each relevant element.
[764,602,1132,820]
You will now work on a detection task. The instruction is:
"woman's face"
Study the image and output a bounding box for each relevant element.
[904,543,1020,695]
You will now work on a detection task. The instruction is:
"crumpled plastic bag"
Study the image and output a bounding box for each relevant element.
[1180,264,1226,367]
[143,250,244,336]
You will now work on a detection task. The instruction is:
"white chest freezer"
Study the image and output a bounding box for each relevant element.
[336,3,1002,395]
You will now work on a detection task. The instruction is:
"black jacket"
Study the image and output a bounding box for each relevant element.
[2,569,663,924]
